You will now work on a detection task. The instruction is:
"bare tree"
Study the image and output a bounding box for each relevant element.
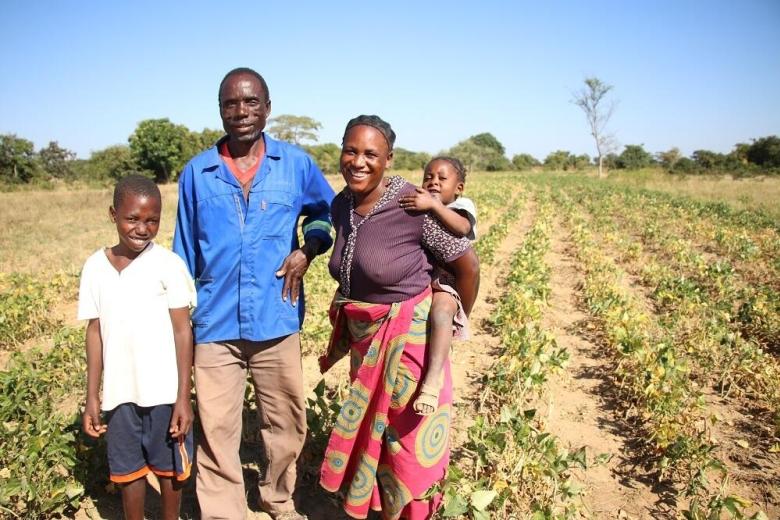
[572,77,616,178]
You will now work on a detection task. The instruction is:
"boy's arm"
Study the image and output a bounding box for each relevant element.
[168,307,194,438]
[399,188,472,237]
[82,318,106,437]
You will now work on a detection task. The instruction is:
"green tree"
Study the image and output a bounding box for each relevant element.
[392,148,432,171]
[572,76,617,178]
[616,144,653,170]
[449,133,510,172]
[543,150,576,171]
[267,115,322,145]
[511,153,540,170]
[692,149,726,170]
[128,118,191,182]
[746,135,780,168]
[305,143,341,176]
[0,134,39,183]
[193,128,223,153]
[470,133,505,155]
[38,141,76,179]
[88,145,145,180]
[657,147,682,170]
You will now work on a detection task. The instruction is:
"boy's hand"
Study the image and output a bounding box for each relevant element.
[82,399,106,438]
[399,188,439,212]
[169,398,193,439]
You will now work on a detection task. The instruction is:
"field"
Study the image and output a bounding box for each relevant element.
[0,170,778,519]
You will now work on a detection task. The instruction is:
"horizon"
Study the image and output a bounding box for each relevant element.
[1,1,779,160]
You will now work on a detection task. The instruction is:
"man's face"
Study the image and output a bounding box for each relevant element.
[219,73,271,143]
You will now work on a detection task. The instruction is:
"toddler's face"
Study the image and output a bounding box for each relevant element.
[422,160,463,204]
[110,193,161,255]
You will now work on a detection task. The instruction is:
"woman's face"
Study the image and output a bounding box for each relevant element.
[340,125,394,201]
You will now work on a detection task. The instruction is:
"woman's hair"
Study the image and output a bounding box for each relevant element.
[343,115,396,151]
[426,156,467,183]
[113,175,161,208]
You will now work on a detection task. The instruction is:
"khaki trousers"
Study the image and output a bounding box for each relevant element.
[194,334,306,519]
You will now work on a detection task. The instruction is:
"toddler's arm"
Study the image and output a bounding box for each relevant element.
[169,307,194,438]
[82,318,106,437]
[399,188,472,237]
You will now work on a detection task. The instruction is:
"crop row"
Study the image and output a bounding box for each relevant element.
[570,187,780,435]
[547,184,766,519]
[443,195,585,519]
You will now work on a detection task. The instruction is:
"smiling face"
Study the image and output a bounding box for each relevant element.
[219,72,271,143]
[110,193,161,257]
[340,125,394,204]
[422,159,464,204]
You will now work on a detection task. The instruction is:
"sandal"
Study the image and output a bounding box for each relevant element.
[273,512,308,520]
[413,383,440,416]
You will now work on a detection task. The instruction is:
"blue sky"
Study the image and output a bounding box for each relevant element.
[1,0,778,160]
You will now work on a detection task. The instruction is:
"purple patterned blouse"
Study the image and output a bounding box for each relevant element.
[328,176,472,304]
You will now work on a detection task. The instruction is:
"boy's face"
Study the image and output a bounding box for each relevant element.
[422,160,463,204]
[109,193,161,255]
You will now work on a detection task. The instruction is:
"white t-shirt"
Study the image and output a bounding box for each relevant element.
[77,242,196,411]
[448,196,478,240]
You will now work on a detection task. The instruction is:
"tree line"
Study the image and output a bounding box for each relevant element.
[1,116,778,187]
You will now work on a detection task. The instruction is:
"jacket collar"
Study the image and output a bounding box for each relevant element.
[200,132,282,170]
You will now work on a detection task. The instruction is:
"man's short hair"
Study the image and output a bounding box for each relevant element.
[113,175,161,208]
[218,67,270,104]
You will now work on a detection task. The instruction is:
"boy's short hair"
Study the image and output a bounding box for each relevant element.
[113,175,161,208]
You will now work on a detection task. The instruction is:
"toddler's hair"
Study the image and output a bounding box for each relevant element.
[343,115,396,151]
[113,175,161,209]
[427,156,467,183]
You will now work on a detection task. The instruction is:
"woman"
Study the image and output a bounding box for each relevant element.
[319,115,480,519]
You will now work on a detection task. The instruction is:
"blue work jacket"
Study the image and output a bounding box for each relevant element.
[172,134,335,344]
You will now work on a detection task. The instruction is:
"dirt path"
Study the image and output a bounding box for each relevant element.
[540,218,668,519]
[449,195,537,447]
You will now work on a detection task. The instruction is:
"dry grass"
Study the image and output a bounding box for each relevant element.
[1,169,776,275]
[603,168,780,219]
[0,184,179,274]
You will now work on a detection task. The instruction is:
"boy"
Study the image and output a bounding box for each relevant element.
[79,175,196,520]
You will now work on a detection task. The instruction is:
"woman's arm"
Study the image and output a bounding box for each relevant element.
[447,248,480,316]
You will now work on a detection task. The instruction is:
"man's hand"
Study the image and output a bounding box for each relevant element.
[82,398,107,438]
[399,187,439,212]
[169,397,193,439]
[276,249,311,306]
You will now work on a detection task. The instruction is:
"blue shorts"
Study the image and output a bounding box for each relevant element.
[106,403,193,484]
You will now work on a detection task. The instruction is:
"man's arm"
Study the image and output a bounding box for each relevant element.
[168,307,194,438]
[399,188,472,238]
[82,318,106,438]
[447,248,480,316]
[172,168,197,276]
[276,156,335,306]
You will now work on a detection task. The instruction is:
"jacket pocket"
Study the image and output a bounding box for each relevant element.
[257,190,295,238]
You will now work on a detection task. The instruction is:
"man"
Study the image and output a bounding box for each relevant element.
[173,67,334,520]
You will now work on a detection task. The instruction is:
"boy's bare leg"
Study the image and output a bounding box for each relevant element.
[120,477,146,520]
[414,292,458,415]
[158,477,183,520]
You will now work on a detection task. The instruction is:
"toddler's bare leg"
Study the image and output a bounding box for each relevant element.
[414,292,458,416]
